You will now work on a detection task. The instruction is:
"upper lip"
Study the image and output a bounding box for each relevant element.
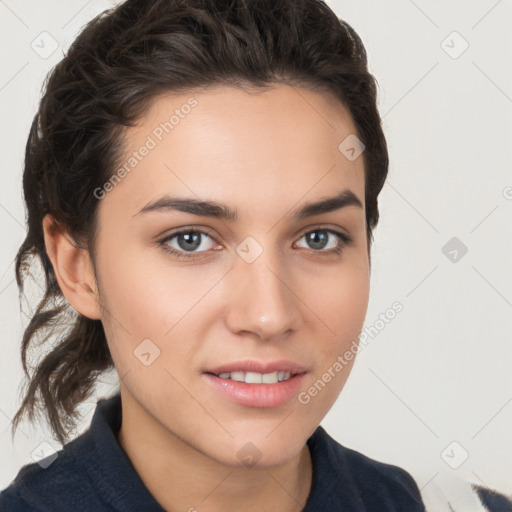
[204,359,308,376]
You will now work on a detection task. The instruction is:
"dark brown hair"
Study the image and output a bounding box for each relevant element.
[12,0,389,445]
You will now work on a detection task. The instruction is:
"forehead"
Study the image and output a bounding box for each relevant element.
[142,83,359,150]
[100,84,365,222]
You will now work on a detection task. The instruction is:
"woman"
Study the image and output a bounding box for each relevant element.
[0,0,426,510]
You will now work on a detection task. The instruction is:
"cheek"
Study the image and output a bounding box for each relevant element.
[335,269,369,341]
[95,244,223,363]
[297,262,369,415]
[96,241,193,325]
[303,257,369,348]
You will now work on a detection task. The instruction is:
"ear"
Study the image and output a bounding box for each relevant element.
[42,214,102,320]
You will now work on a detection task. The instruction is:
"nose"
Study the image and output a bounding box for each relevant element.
[224,246,303,341]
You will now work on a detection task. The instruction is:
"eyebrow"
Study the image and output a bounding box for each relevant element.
[133,188,363,221]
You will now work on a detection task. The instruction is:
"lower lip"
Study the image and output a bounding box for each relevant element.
[202,373,307,408]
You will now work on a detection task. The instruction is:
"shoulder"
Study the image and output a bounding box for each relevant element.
[307,426,425,511]
[0,432,107,512]
[334,438,419,486]
[0,486,35,512]
[338,443,424,508]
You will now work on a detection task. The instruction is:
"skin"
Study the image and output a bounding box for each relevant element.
[43,83,370,512]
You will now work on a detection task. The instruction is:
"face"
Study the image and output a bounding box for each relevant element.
[92,83,369,467]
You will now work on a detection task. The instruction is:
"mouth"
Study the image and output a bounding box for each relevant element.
[202,359,309,407]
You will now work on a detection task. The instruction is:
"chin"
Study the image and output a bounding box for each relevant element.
[212,434,305,470]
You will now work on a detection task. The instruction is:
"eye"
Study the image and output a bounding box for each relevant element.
[159,229,218,259]
[295,228,352,254]
[158,226,353,260]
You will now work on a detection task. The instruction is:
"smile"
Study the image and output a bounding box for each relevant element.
[213,371,292,384]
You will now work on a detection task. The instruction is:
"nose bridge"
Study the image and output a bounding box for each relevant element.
[225,238,301,339]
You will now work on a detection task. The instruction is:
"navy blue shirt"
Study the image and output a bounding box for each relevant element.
[0,393,425,511]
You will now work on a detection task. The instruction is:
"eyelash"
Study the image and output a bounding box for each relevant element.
[158,226,353,260]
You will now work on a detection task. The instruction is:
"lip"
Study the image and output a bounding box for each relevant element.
[202,359,309,408]
[204,359,308,376]
[202,372,307,408]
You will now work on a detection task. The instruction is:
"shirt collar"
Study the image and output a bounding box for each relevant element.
[77,391,166,511]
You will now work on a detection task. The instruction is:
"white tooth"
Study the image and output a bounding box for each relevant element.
[244,372,262,384]
[220,371,291,384]
[262,371,279,384]
[230,371,245,382]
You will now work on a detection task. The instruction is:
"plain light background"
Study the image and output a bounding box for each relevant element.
[1,0,511,500]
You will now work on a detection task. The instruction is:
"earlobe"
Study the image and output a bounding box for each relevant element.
[42,214,102,320]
